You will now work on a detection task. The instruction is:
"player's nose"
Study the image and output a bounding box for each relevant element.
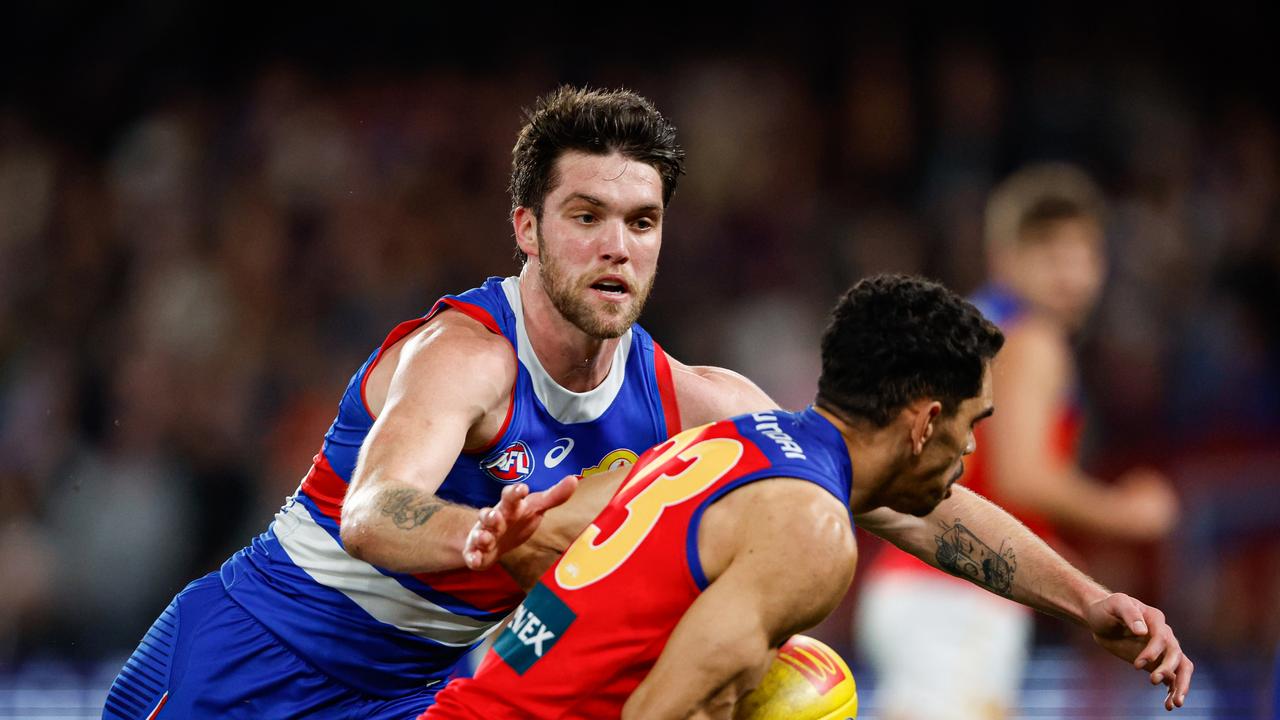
[598,220,629,264]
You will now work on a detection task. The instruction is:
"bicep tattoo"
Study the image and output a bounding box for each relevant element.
[935,520,1017,597]
[377,488,447,530]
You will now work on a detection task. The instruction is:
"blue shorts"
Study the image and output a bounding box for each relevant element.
[102,572,440,719]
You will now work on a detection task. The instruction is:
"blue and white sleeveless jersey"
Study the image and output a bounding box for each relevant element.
[220,276,680,696]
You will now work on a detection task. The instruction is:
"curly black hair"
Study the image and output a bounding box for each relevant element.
[817,275,1004,427]
[509,86,686,262]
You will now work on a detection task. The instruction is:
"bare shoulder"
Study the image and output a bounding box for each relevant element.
[403,308,513,362]
[700,478,855,586]
[365,307,516,418]
[667,354,778,428]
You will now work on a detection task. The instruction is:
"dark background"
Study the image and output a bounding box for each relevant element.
[2,2,1277,717]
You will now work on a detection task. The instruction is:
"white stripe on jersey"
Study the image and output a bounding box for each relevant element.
[273,499,502,646]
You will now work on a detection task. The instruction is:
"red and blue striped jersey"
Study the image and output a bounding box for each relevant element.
[220,276,680,696]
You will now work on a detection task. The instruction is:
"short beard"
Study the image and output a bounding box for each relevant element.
[538,234,653,339]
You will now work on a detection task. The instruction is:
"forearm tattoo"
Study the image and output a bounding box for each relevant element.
[935,520,1017,597]
[377,488,446,530]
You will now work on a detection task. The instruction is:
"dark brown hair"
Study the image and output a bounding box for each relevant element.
[509,86,686,261]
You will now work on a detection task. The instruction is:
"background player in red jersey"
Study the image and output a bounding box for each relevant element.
[426,275,1194,720]
[860,164,1182,720]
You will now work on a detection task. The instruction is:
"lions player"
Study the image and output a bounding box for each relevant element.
[426,275,1193,719]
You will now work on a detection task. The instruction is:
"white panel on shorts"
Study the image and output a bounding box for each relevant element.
[501,276,631,424]
[857,573,1031,720]
[274,500,501,647]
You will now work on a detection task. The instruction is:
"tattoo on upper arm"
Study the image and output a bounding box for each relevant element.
[935,520,1017,597]
[378,488,446,530]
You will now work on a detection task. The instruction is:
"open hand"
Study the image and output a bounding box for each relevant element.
[463,475,580,570]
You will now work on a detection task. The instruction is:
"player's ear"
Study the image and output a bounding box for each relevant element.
[907,400,943,456]
[513,206,540,259]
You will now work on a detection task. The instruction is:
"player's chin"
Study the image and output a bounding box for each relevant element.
[902,497,940,517]
[912,488,952,516]
[588,318,630,339]
[587,304,639,338]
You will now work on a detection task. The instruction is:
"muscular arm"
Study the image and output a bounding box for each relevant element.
[857,484,1102,615]
[623,480,856,720]
[340,311,516,573]
[987,320,1176,539]
[856,485,1192,708]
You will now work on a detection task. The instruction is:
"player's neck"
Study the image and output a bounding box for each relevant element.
[813,405,901,514]
[518,271,621,393]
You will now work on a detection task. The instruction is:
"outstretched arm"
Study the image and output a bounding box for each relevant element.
[623,480,856,720]
[341,311,516,573]
[856,485,1193,710]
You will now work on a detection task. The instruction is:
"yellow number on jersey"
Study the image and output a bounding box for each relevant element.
[554,427,744,591]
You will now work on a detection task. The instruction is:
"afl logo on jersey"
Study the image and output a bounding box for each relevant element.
[482,441,535,483]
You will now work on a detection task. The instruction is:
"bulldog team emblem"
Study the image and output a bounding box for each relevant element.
[482,441,535,482]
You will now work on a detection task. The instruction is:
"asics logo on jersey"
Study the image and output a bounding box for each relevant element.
[481,441,535,483]
[544,438,574,469]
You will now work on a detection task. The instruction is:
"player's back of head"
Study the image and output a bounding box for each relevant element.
[816,274,1003,427]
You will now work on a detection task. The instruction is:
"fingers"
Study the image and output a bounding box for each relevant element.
[1149,632,1182,686]
[1139,617,1192,712]
[463,545,488,570]
[484,484,530,537]
[527,475,581,514]
[1107,595,1150,638]
[1149,647,1180,687]
[1158,653,1193,711]
[464,518,497,570]
[1171,656,1194,709]
[1132,608,1169,670]
[494,483,529,521]
[1133,631,1169,672]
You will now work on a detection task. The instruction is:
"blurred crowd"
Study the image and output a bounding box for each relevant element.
[1,14,1278,707]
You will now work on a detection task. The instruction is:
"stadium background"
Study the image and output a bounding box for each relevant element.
[1,3,1277,718]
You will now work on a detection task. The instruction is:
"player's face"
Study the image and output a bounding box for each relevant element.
[533,151,663,339]
[1010,217,1106,328]
[896,366,995,516]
